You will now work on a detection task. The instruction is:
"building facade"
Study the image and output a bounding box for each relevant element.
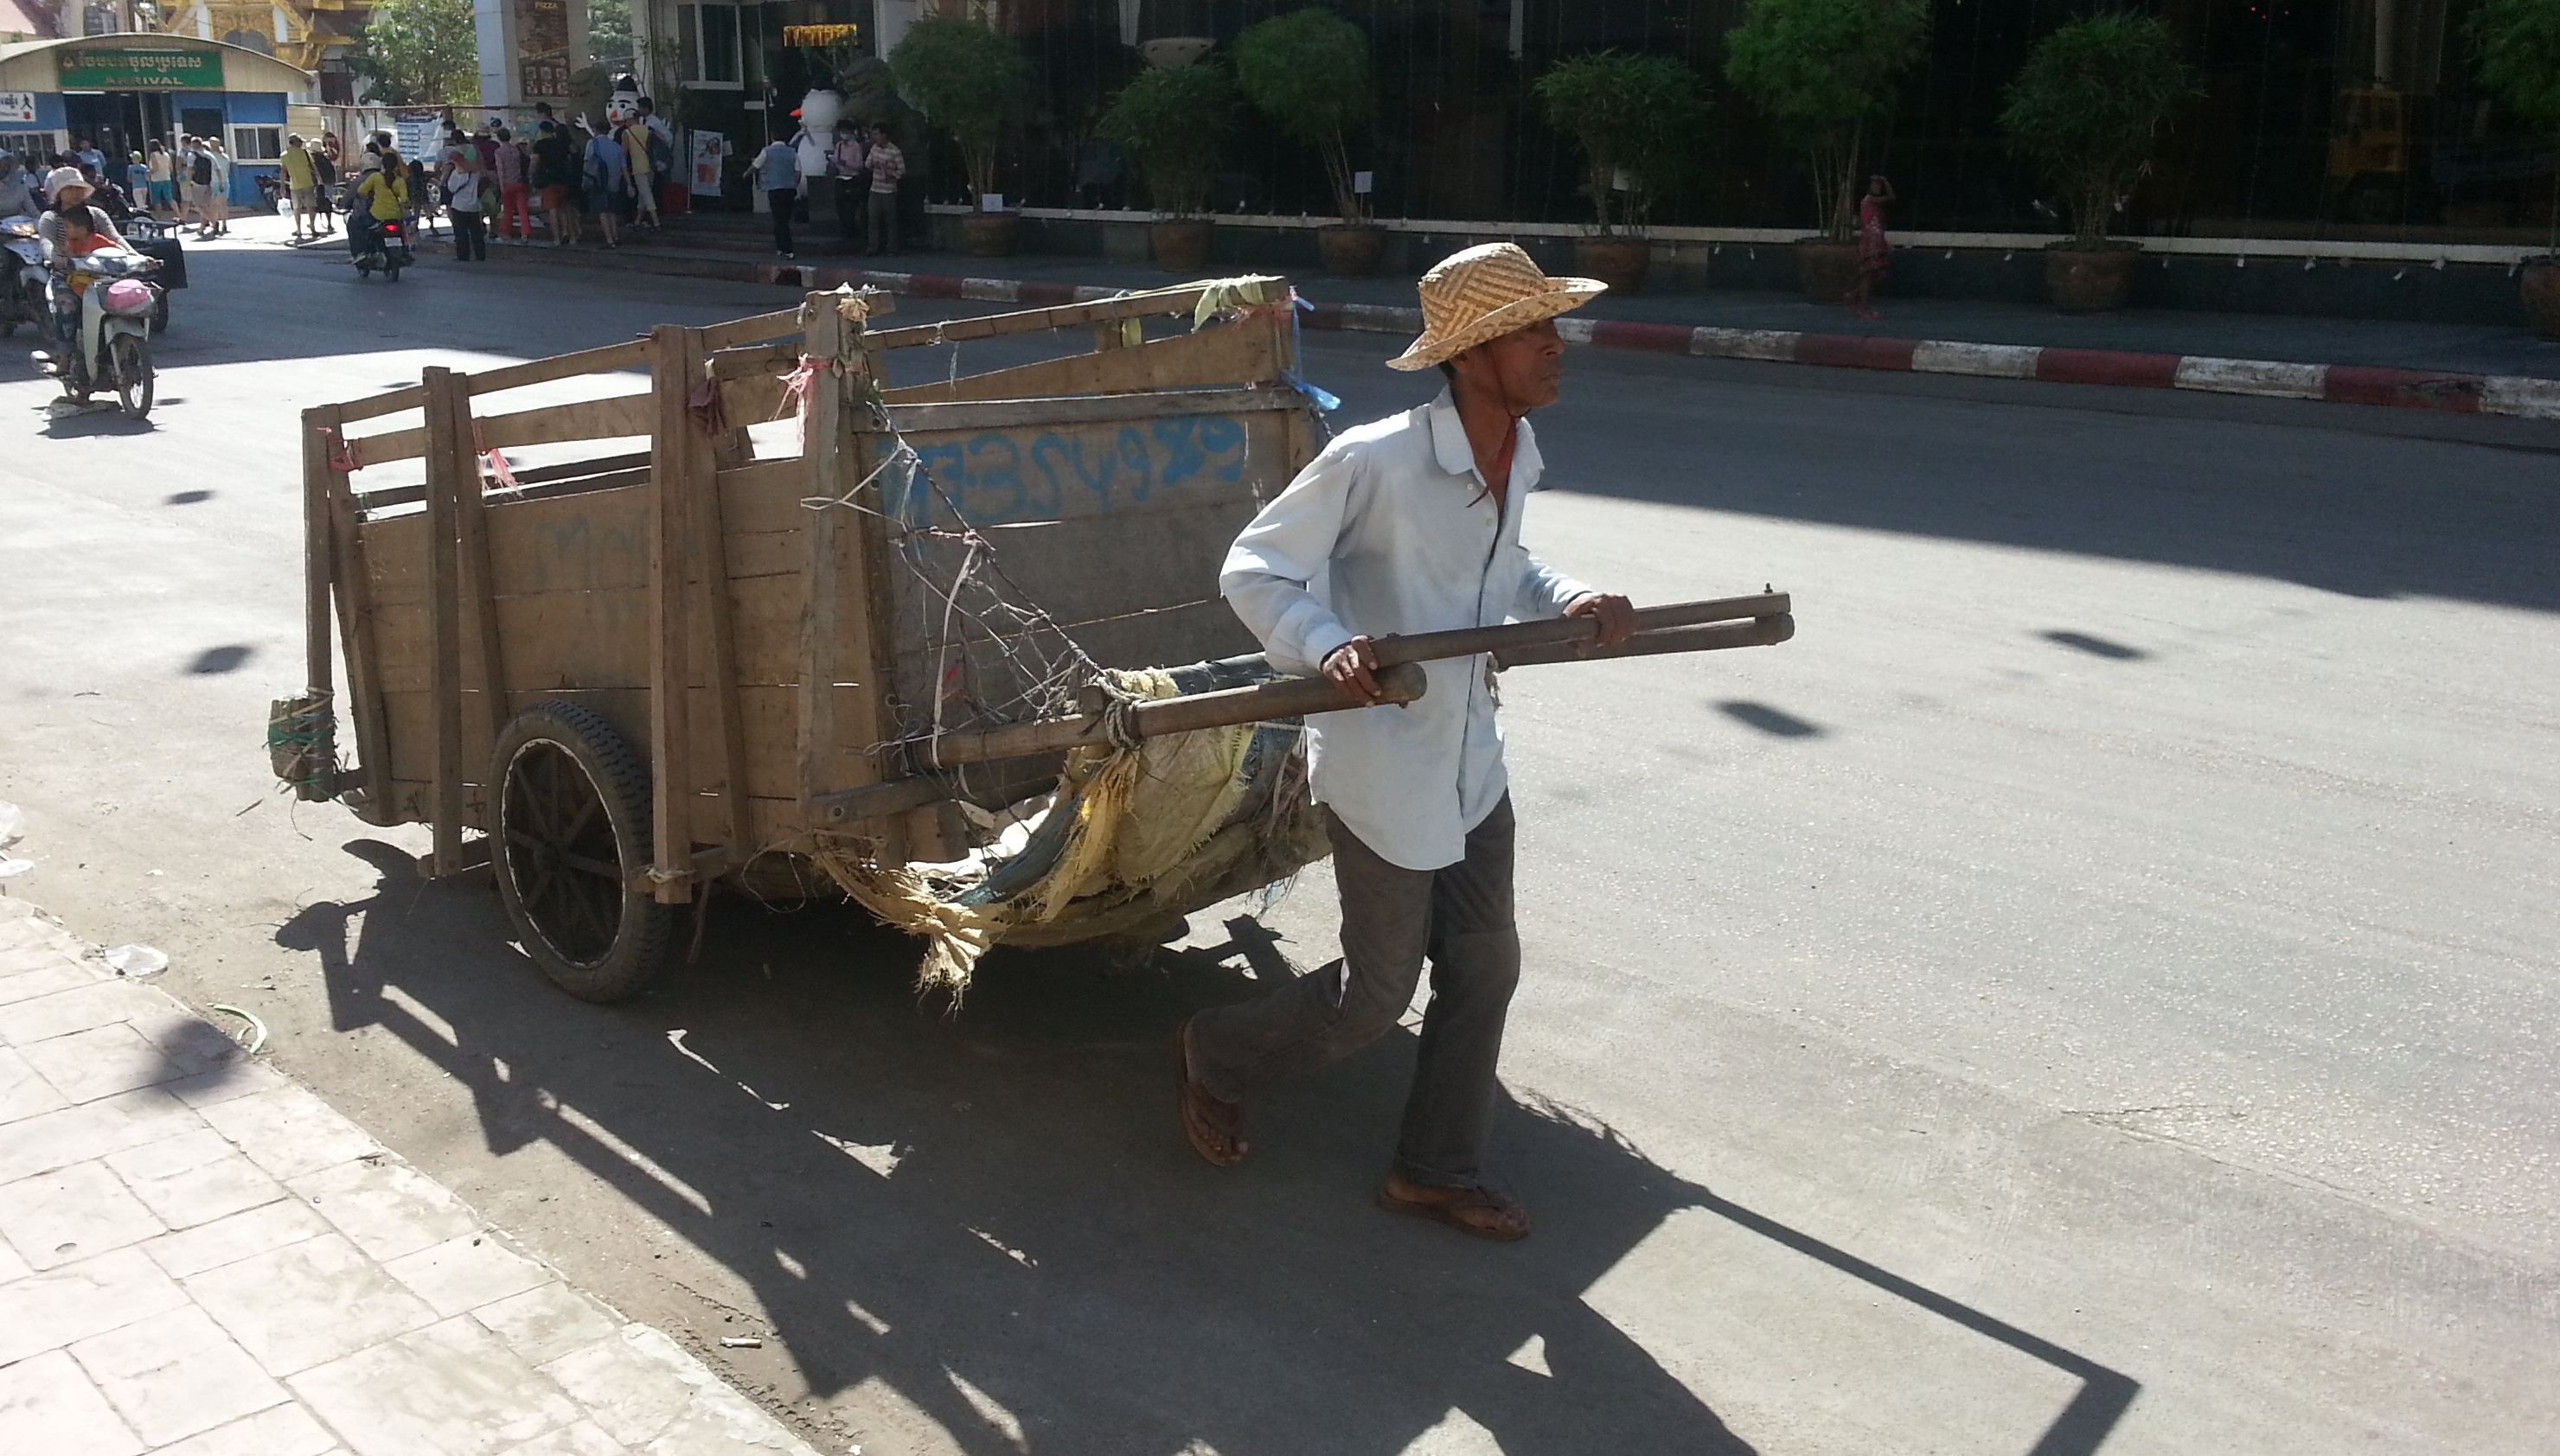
[622,0,2550,241]
[0,35,317,205]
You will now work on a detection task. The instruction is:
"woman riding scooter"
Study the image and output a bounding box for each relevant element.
[349,148,409,270]
[34,167,127,367]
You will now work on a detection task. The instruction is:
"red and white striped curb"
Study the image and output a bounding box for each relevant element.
[758,261,2560,422]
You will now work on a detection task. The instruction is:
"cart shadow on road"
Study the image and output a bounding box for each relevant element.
[278,838,2134,1456]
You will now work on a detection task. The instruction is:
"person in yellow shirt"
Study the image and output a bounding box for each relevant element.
[351,150,408,261]
[617,112,659,229]
[280,134,319,242]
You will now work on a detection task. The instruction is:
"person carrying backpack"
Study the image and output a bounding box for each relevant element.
[184,139,216,236]
[617,111,660,229]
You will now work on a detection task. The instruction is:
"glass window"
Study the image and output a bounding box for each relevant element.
[699,5,740,86]
[232,125,285,162]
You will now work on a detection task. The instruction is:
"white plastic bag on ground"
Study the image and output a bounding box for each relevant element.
[103,944,168,977]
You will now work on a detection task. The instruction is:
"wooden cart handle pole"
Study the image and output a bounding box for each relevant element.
[896,662,1429,776]
[1368,592,1789,670]
[1495,612,1795,667]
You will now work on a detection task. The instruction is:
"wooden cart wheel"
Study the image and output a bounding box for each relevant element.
[490,701,675,1002]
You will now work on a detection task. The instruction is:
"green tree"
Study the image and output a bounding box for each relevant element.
[1533,52,1710,235]
[586,0,633,68]
[1999,16,2195,245]
[350,0,481,106]
[887,16,1031,203]
[1234,7,1375,226]
[1725,0,1929,241]
[2467,0,2560,252]
[1096,64,1236,216]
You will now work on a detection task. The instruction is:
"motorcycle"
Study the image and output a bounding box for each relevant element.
[0,215,45,338]
[31,251,163,418]
[351,214,411,281]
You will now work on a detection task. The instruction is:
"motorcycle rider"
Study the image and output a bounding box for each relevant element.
[350,146,409,265]
[34,167,130,370]
[0,156,35,219]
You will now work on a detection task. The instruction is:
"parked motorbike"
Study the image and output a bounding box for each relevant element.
[32,251,163,418]
[0,216,45,338]
[352,215,412,281]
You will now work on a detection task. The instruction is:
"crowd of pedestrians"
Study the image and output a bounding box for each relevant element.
[0,131,250,239]
[3,93,925,269]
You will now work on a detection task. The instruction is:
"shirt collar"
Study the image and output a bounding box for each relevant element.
[1424,388,1546,492]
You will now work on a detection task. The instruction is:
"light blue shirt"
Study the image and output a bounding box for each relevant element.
[1221,391,1591,870]
[756,141,798,193]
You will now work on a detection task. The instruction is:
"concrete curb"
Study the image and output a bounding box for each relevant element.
[524,245,2560,422]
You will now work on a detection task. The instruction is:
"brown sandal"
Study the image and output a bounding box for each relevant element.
[1376,1179,1531,1242]
[1174,1018,1246,1167]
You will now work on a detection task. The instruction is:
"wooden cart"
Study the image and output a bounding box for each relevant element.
[288,278,1371,996]
[284,278,1795,1001]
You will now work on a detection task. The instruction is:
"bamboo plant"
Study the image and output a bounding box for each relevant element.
[1234,7,1376,227]
[1725,0,1930,242]
[1533,51,1711,236]
[1999,16,2195,246]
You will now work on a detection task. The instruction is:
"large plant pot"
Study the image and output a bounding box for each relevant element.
[1319,224,1388,278]
[2522,258,2560,340]
[1152,219,1214,273]
[1102,221,1153,265]
[2045,243,2143,314]
[961,210,1021,259]
[1795,240,1861,304]
[1573,236,1650,294]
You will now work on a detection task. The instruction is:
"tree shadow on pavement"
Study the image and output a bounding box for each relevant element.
[279,838,2133,1456]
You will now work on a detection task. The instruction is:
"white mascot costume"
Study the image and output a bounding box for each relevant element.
[796,88,842,180]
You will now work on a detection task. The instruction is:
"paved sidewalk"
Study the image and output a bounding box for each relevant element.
[0,897,822,1456]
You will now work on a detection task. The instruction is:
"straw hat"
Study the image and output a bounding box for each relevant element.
[1386,242,1606,372]
[44,166,91,201]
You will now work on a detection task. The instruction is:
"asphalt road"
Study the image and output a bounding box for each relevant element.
[3,217,2556,1456]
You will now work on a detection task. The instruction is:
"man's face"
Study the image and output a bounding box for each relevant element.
[1450,317,1565,414]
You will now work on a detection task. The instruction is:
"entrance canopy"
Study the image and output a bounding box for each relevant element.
[0,35,317,99]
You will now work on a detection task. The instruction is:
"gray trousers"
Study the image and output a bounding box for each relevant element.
[865,188,898,253]
[1191,796,1520,1188]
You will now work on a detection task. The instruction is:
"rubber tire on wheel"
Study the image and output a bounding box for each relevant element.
[112,334,151,418]
[385,261,402,281]
[151,294,169,334]
[490,700,675,1002]
[356,260,372,278]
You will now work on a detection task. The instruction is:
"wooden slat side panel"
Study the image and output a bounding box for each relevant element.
[884,320,1284,407]
[377,683,863,806]
[877,409,1294,725]
[887,408,1276,529]
[371,571,815,698]
[371,475,811,606]
[376,776,817,856]
[716,457,816,536]
[477,392,655,452]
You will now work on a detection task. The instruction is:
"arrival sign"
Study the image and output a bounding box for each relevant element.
[55,48,223,91]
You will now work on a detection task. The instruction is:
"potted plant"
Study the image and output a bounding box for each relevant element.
[1999,15,2195,314]
[1725,0,1930,303]
[888,16,1032,257]
[1235,6,1385,277]
[2467,0,2560,336]
[1533,51,1710,293]
[1097,62,1236,272]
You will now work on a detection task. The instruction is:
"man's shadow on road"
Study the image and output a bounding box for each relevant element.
[280,839,2131,1456]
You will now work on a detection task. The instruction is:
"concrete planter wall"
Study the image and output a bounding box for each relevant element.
[925,211,2539,329]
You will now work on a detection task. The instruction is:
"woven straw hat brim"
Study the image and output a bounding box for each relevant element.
[1386,278,1607,371]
